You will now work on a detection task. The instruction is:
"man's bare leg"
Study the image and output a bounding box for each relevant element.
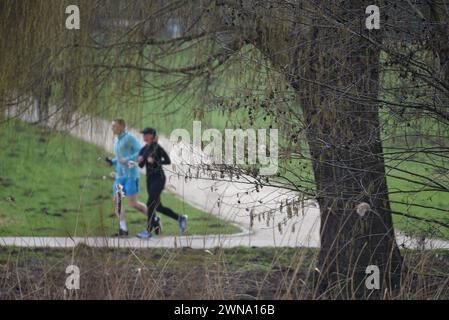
[128,195,148,216]
[113,194,128,236]
[113,195,121,220]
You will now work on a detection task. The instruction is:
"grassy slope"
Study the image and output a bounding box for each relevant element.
[0,120,240,237]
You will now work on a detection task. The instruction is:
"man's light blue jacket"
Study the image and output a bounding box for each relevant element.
[111,131,142,179]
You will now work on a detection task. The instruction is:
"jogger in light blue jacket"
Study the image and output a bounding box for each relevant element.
[111,130,141,180]
[106,119,148,237]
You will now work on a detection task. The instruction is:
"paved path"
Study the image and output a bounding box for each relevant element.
[2,101,449,250]
[2,231,449,249]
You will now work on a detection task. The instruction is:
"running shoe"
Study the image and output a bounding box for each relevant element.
[136,230,152,239]
[112,228,128,237]
[178,214,188,234]
[154,216,162,235]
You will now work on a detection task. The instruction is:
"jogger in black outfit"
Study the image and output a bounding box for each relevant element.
[136,127,187,238]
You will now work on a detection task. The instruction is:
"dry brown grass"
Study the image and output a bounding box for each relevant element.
[0,245,447,300]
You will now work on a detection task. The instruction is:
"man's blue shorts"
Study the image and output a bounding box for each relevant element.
[113,177,140,197]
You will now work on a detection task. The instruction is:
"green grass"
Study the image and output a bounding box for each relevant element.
[0,120,240,237]
[0,245,319,273]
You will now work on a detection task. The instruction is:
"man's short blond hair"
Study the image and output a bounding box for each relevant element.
[113,118,126,128]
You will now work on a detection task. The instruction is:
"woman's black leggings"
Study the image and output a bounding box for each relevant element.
[146,172,179,231]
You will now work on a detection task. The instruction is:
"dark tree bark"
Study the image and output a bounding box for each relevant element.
[298,52,404,298]
[250,1,404,298]
[428,2,449,106]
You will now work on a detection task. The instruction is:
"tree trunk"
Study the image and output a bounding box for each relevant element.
[297,5,403,299]
[252,1,404,298]
[300,80,404,298]
[428,2,449,111]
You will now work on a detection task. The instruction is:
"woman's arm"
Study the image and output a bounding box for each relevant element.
[138,146,146,168]
[159,146,171,165]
